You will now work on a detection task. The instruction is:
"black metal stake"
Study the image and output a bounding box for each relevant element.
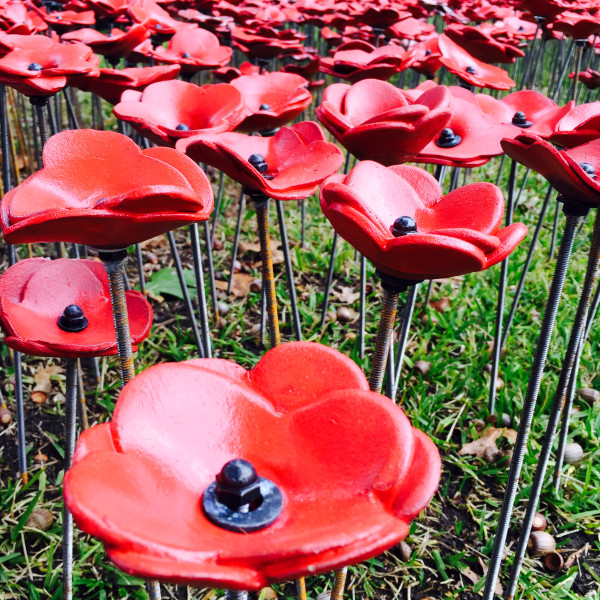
[482,200,588,600]
[228,188,246,296]
[392,283,420,398]
[190,223,212,358]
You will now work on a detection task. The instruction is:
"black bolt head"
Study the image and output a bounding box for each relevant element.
[435,127,461,148]
[154,23,162,29]
[182,52,191,58]
[175,123,190,131]
[579,162,597,179]
[512,111,532,128]
[57,304,89,333]
[425,49,432,56]
[28,63,43,72]
[391,216,417,237]
[259,103,271,110]
[215,459,262,511]
[466,65,476,74]
[248,153,269,173]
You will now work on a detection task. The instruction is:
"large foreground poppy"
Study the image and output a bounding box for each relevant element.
[64,342,441,588]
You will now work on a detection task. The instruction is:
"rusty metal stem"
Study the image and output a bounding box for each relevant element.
[369,286,401,394]
[331,567,348,600]
[254,197,280,347]
[296,578,307,600]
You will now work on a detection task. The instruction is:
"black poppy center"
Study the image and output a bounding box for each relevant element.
[435,127,461,148]
[392,216,417,237]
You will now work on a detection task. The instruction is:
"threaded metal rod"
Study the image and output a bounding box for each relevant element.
[369,286,401,394]
[331,566,348,600]
[223,591,248,600]
[254,197,280,348]
[504,207,600,598]
[482,206,585,600]
[296,577,307,600]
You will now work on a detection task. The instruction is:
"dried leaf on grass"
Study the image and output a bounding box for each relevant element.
[215,273,254,298]
[332,285,360,304]
[33,365,64,394]
[478,557,503,595]
[241,240,285,265]
[458,427,517,458]
[564,543,590,569]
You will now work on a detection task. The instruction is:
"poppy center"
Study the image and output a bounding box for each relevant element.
[466,65,476,74]
[425,49,432,56]
[28,63,43,72]
[176,123,190,131]
[392,216,417,237]
[579,162,597,179]
[57,304,89,333]
[259,103,271,111]
[512,111,532,128]
[435,127,461,148]
[182,52,191,58]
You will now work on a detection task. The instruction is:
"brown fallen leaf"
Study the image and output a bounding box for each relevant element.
[215,273,254,298]
[564,543,590,569]
[458,427,517,458]
[241,240,285,265]
[478,557,503,595]
[332,285,360,304]
[32,365,64,403]
[429,296,450,312]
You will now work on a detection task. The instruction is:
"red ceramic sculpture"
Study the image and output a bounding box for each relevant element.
[438,33,515,90]
[232,25,305,59]
[573,68,600,90]
[0,258,152,358]
[64,341,441,588]
[476,90,574,139]
[128,0,184,36]
[404,35,442,77]
[1,129,214,248]
[502,133,600,204]
[230,71,312,133]
[0,36,99,95]
[70,65,181,105]
[316,79,452,165]
[443,24,525,64]
[178,121,344,201]
[551,102,600,148]
[150,25,233,73]
[113,80,247,146]
[320,161,527,280]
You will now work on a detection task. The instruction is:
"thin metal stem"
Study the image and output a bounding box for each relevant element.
[210,171,225,242]
[369,286,401,394]
[167,231,205,357]
[392,283,420,398]
[276,200,302,341]
[504,207,600,599]
[296,578,307,600]
[482,204,587,600]
[331,567,348,600]
[359,254,366,359]
[203,220,219,321]
[190,224,212,358]
[254,197,280,347]
[62,358,78,600]
[549,201,560,258]
[228,188,246,296]
[135,244,145,295]
[223,592,248,600]
[488,160,516,415]
[320,231,339,327]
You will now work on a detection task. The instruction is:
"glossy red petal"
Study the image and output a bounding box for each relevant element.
[484,223,528,269]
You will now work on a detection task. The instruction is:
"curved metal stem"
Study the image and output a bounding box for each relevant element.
[190,223,212,358]
[392,283,420,398]
[482,203,586,600]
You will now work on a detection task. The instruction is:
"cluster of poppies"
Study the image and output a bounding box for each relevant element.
[0,0,599,597]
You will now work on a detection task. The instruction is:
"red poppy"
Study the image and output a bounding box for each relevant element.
[178,121,344,201]
[403,35,441,77]
[232,25,305,59]
[552,12,600,40]
[0,258,152,358]
[316,79,452,165]
[518,0,569,19]
[71,64,180,104]
[387,17,435,42]
[476,90,574,139]
[571,68,600,90]
[128,0,184,36]
[443,24,525,64]
[438,33,515,90]
[551,101,600,148]
[42,9,96,32]
[178,9,234,30]
[416,85,520,167]
[86,0,132,18]
[213,60,260,83]
[319,40,409,82]
[502,133,600,204]
[113,80,246,146]
[63,341,440,588]
[0,37,99,95]
[150,25,232,73]
[61,24,150,62]
[321,161,527,280]
[1,129,214,248]
[0,2,48,35]
[230,71,312,133]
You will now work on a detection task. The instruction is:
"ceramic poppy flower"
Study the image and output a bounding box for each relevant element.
[70,64,180,105]
[502,133,600,204]
[438,33,515,90]
[403,35,442,77]
[230,72,312,133]
[62,24,150,62]
[476,90,574,139]
[43,9,96,33]
[86,0,131,18]
[316,79,452,165]
[416,86,520,168]
[319,40,409,82]
[0,38,99,96]
[113,80,246,146]
[150,25,232,73]
[64,341,441,588]
[443,24,525,64]
[178,121,344,201]
[518,0,569,19]
[0,2,48,35]
[232,25,305,59]
[1,129,214,248]
[551,101,600,148]
[387,17,435,42]
[0,258,152,358]
[572,68,600,90]
[213,60,260,83]
[128,0,184,36]
[552,11,600,39]
[320,161,527,280]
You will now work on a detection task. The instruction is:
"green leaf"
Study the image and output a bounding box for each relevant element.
[145,268,196,301]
